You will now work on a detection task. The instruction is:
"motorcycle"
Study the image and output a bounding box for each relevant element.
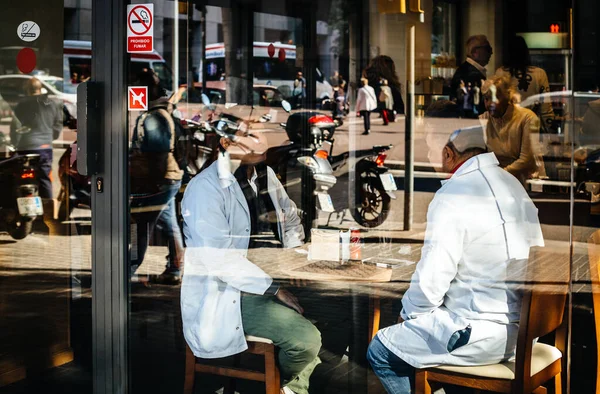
[0,132,43,239]
[274,103,396,228]
[326,144,396,228]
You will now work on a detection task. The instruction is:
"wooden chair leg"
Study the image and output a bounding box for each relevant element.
[184,345,196,394]
[554,372,563,394]
[533,386,548,394]
[223,355,240,394]
[369,292,381,341]
[264,345,280,394]
[414,370,432,394]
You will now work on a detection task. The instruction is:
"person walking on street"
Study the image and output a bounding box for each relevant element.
[379,79,394,125]
[364,55,405,119]
[129,69,185,281]
[451,35,493,116]
[292,71,307,109]
[356,78,377,135]
[10,77,63,199]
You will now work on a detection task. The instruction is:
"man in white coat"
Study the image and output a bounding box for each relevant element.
[367,125,544,393]
[181,132,321,394]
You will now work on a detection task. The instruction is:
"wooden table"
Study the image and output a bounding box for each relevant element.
[246,239,422,393]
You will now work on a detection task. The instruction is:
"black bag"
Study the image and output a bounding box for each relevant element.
[130,108,173,194]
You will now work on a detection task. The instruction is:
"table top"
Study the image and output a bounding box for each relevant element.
[246,238,423,285]
[246,237,583,294]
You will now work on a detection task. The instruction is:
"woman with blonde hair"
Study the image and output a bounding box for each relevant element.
[480,75,545,183]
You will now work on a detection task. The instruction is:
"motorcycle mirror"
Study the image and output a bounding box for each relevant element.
[281,100,292,113]
[201,93,211,106]
[216,120,227,133]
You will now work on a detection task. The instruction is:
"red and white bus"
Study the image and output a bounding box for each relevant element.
[63,40,173,94]
[204,41,332,100]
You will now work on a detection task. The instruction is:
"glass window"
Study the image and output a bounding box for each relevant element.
[125,1,596,393]
[0,1,92,393]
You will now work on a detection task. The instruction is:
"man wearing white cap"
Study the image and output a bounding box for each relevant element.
[367,126,544,393]
[180,130,321,394]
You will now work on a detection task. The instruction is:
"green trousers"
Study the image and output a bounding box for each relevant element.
[241,294,322,394]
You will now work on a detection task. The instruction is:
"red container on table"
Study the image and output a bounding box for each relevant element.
[349,228,362,261]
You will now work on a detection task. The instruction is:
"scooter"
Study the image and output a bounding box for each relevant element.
[0,132,43,239]
[327,144,396,228]
[275,103,396,228]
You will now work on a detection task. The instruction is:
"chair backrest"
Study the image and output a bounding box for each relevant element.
[514,287,567,390]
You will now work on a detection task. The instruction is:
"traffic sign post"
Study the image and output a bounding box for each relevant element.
[127,4,154,53]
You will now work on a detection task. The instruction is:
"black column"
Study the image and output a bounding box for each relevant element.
[226,1,254,105]
[300,4,318,108]
[91,0,128,393]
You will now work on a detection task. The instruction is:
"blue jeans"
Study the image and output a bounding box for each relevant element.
[155,195,184,269]
[367,335,414,394]
[130,181,181,268]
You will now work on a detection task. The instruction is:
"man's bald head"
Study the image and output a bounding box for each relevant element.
[25,78,43,96]
[466,35,493,67]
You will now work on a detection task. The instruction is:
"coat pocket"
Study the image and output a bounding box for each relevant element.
[446,325,472,353]
[430,309,471,353]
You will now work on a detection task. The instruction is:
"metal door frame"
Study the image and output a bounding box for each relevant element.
[91,0,129,393]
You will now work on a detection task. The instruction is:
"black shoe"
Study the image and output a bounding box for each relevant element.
[157,267,182,284]
[362,130,370,135]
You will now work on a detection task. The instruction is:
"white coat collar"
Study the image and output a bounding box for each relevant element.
[440,152,499,185]
[215,152,251,217]
[217,152,237,189]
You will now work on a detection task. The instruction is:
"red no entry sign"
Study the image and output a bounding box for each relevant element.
[127,4,154,53]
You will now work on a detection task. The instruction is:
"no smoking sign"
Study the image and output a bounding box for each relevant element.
[127,4,153,53]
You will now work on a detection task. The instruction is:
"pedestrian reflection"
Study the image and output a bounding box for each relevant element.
[480,75,544,184]
[129,69,184,283]
[10,77,63,199]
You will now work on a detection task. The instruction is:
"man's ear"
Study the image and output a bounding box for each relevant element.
[442,145,453,161]
[220,137,231,150]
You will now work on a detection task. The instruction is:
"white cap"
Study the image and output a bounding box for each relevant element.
[448,125,487,153]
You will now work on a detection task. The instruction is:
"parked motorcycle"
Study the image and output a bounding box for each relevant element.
[274,103,396,228]
[0,132,43,239]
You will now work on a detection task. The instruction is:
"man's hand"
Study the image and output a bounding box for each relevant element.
[276,289,304,314]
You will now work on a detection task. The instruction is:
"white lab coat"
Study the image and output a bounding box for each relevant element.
[377,152,544,368]
[180,154,304,359]
[355,85,377,112]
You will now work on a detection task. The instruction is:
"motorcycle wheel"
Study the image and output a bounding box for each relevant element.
[7,217,33,240]
[351,172,391,228]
